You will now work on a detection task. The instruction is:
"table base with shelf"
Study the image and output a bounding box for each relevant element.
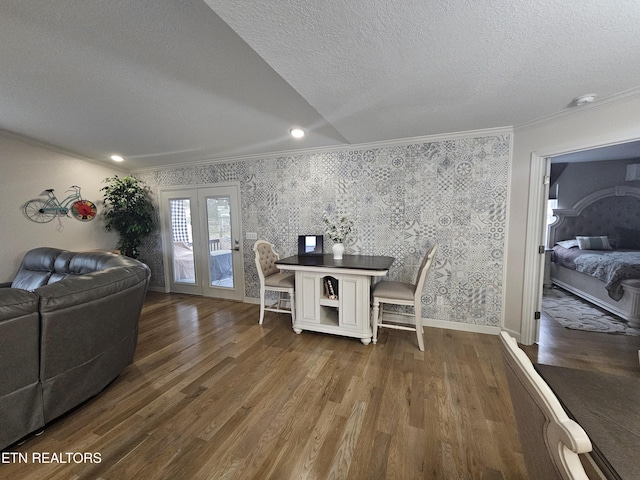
[276,254,394,345]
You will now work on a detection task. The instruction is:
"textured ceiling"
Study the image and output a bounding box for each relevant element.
[1,0,640,169]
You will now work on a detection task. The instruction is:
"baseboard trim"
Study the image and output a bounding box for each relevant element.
[425,318,500,336]
[173,295,504,336]
[376,312,501,336]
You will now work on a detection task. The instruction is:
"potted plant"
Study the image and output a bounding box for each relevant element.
[101,175,155,259]
[322,211,354,260]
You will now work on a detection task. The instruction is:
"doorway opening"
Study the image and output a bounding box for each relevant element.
[522,139,640,345]
[160,184,244,301]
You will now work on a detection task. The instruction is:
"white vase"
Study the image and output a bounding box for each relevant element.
[332,243,344,260]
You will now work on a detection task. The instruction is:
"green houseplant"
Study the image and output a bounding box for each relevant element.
[101,175,155,259]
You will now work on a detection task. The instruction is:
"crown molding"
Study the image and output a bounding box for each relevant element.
[514,86,640,133]
[0,128,130,174]
[130,125,513,173]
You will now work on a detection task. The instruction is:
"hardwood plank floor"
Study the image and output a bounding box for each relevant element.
[5,291,635,479]
[521,309,640,378]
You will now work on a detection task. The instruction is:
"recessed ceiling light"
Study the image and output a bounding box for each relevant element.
[290,128,306,139]
[573,93,597,106]
[110,155,124,162]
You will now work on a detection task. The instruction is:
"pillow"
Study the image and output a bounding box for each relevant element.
[614,226,640,250]
[576,236,612,250]
[556,239,579,249]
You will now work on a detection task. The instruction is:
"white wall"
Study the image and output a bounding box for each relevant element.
[504,94,640,337]
[0,133,126,281]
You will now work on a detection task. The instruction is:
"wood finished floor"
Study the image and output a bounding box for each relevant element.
[3,292,638,479]
[522,309,640,378]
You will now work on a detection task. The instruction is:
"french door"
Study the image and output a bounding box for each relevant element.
[160,184,244,301]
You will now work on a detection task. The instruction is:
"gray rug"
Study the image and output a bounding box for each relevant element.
[542,287,640,336]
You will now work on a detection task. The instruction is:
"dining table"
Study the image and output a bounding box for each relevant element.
[276,254,394,344]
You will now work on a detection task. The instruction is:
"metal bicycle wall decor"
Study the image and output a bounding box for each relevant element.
[23,185,98,223]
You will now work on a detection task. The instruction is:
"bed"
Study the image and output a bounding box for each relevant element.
[548,186,640,328]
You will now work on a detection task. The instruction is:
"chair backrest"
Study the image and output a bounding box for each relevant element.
[413,245,437,301]
[499,331,591,480]
[253,240,280,283]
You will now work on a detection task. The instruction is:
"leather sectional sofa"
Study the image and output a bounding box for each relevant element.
[0,247,150,450]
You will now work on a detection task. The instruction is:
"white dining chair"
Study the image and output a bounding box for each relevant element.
[253,240,295,326]
[371,245,436,351]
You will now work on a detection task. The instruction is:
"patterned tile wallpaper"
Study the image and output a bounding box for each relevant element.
[136,132,510,327]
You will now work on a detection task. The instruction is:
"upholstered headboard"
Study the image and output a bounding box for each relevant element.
[548,186,640,247]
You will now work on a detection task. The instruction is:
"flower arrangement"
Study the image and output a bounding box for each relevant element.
[322,211,354,243]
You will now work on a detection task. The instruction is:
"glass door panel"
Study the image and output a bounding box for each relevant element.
[169,198,195,284]
[206,195,234,288]
[161,189,204,296]
[198,186,244,301]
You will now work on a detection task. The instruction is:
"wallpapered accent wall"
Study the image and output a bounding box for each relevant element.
[136,133,510,327]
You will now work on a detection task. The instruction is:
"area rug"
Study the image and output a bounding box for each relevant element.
[542,287,640,336]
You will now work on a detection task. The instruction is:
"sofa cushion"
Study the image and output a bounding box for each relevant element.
[11,247,65,291]
[48,251,77,283]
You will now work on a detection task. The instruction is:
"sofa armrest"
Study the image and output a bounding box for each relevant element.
[36,265,150,371]
[35,264,150,422]
[0,288,41,389]
[0,288,44,449]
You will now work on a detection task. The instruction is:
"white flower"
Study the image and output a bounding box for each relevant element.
[322,211,354,243]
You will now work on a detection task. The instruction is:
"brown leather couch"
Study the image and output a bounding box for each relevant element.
[0,247,150,450]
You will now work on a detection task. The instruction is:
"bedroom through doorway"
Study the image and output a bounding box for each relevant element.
[537,141,640,354]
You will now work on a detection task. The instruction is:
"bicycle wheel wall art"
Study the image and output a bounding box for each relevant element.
[23,185,98,223]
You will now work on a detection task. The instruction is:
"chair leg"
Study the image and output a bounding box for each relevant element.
[372,299,380,344]
[259,288,266,324]
[277,292,285,310]
[415,305,424,351]
[289,288,296,327]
